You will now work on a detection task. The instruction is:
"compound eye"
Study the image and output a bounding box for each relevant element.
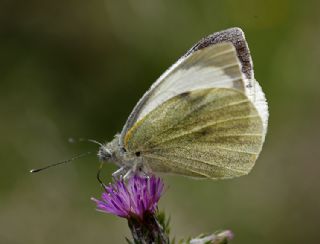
[98,147,112,161]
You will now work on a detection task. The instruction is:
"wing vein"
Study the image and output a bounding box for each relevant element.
[144,153,247,174]
[145,145,258,155]
[143,154,211,178]
[150,115,259,147]
[140,98,250,148]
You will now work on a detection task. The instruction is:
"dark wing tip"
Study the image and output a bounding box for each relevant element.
[185,27,253,80]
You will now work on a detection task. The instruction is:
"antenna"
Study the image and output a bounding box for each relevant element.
[31,138,106,187]
[30,152,91,173]
[83,138,103,147]
[69,137,103,147]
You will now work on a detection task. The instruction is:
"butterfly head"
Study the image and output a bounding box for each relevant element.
[97,134,124,164]
[98,146,112,161]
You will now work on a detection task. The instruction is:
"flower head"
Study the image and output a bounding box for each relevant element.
[92,174,164,220]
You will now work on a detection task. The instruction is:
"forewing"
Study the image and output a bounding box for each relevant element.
[120,27,268,147]
[124,88,264,179]
[134,42,245,122]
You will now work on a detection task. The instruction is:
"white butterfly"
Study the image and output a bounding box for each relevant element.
[99,27,268,180]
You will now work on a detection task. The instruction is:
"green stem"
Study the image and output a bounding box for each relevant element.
[127,212,169,244]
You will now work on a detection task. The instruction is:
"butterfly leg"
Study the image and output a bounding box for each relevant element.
[121,162,148,180]
[123,169,134,180]
[112,166,129,180]
[117,160,153,180]
[132,161,153,178]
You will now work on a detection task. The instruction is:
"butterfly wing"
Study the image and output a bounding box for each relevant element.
[124,88,264,179]
[187,28,268,133]
[120,27,268,148]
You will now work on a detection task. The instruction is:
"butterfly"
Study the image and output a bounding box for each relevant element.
[98,27,268,180]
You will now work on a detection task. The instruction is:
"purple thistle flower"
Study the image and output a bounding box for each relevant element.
[91,174,164,220]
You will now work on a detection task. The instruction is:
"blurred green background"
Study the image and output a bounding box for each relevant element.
[1,0,320,243]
